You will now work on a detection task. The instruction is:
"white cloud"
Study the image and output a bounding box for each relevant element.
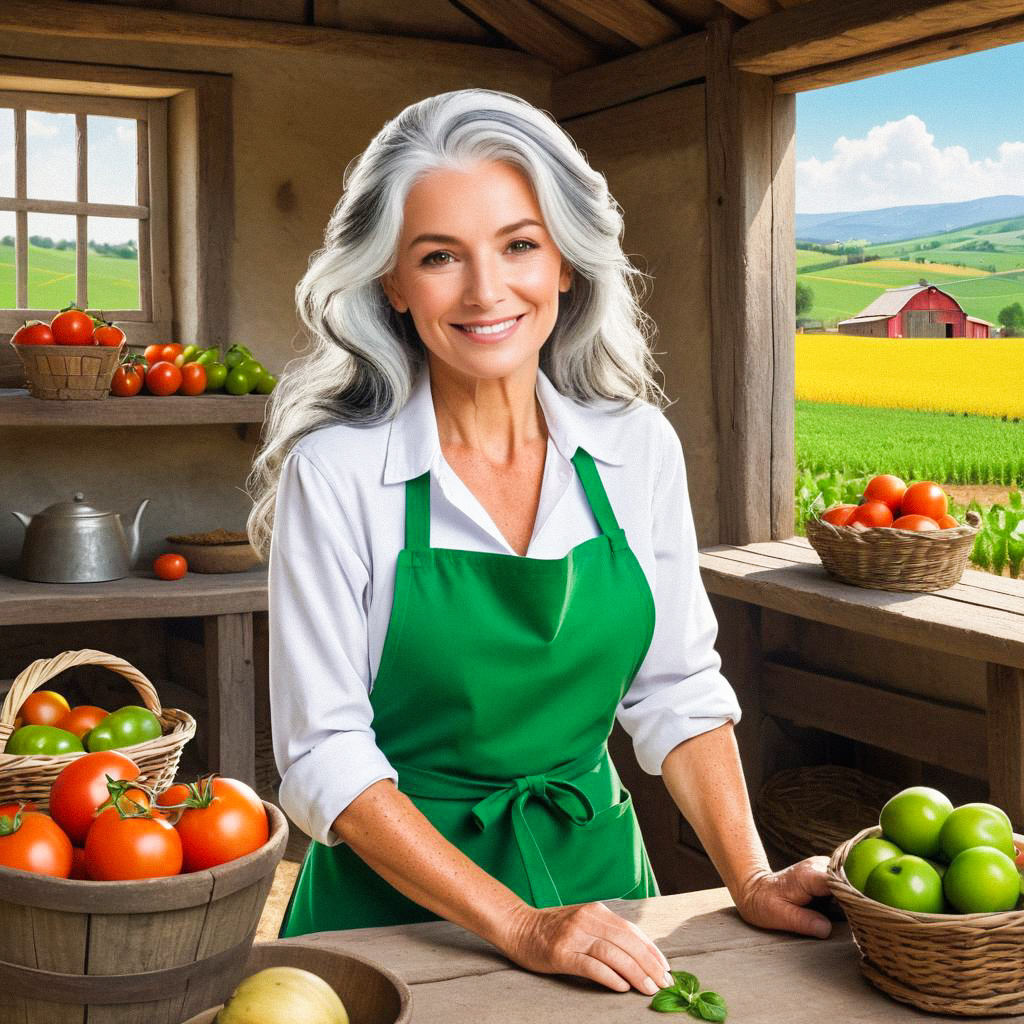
[797,115,1024,213]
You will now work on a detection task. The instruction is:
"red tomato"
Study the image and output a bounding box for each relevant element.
[110,364,144,397]
[937,514,960,529]
[49,750,140,845]
[59,705,109,739]
[50,308,95,346]
[11,320,54,346]
[0,801,37,818]
[848,501,894,528]
[84,805,182,880]
[901,482,948,521]
[892,514,940,531]
[0,809,73,877]
[144,343,166,365]
[157,776,268,871]
[70,846,90,880]
[179,362,207,396]
[145,360,182,396]
[863,474,907,514]
[821,504,857,526]
[19,690,71,727]
[93,322,125,347]
[160,343,184,363]
[153,553,187,581]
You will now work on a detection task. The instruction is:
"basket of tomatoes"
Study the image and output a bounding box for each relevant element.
[0,753,287,1022]
[0,649,196,808]
[805,475,981,592]
[10,304,126,400]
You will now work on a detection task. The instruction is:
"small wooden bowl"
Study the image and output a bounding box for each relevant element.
[181,939,413,1024]
[165,538,262,574]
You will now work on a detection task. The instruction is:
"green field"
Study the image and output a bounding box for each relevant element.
[0,239,139,311]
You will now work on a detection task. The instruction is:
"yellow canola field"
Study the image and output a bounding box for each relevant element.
[796,334,1024,419]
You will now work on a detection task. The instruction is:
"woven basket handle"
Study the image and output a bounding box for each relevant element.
[0,649,163,728]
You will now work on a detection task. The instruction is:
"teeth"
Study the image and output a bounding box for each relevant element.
[460,317,519,335]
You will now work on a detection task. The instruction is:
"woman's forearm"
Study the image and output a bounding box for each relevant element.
[331,778,528,946]
[660,721,772,903]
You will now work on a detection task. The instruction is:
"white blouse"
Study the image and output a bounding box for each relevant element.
[269,365,742,847]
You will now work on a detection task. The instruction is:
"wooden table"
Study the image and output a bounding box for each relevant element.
[287,887,1017,1022]
[698,536,1024,824]
[0,566,267,786]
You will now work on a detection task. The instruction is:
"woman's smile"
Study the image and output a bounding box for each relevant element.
[452,313,527,343]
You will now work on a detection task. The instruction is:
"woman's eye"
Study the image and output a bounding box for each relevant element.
[420,240,538,266]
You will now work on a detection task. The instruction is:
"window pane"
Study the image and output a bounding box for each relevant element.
[87,115,137,206]
[0,108,13,197]
[0,210,14,309]
[26,111,76,201]
[88,216,139,310]
[28,211,76,310]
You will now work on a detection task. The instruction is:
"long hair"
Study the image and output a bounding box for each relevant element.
[247,87,667,559]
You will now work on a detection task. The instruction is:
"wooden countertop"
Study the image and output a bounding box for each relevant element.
[281,887,1009,1022]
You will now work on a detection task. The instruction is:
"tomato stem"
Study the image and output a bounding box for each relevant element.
[0,803,27,836]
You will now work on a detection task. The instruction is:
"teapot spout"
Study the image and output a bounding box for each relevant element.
[10,511,31,530]
[125,498,151,563]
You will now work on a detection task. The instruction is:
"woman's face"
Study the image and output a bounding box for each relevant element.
[380,160,572,382]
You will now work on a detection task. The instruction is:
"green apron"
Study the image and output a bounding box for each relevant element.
[280,445,659,936]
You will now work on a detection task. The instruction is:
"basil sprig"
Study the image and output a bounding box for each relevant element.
[649,969,728,1020]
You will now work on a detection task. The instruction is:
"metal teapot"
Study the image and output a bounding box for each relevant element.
[11,493,151,583]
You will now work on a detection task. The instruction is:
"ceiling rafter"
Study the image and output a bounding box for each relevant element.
[653,0,720,26]
[553,0,682,47]
[716,0,777,18]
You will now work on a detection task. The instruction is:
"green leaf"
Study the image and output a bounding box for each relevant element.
[670,971,700,996]
[651,989,692,1013]
[692,992,727,1021]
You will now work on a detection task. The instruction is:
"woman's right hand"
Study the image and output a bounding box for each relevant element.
[496,901,674,995]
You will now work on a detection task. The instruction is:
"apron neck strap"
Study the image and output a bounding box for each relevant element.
[404,446,625,552]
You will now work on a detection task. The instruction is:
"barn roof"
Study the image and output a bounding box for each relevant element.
[836,314,889,326]
[848,284,930,320]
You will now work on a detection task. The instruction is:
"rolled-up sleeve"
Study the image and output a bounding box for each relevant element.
[268,450,398,846]
[615,415,742,775]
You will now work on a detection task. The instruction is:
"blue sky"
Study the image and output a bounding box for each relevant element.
[796,42,1024,213]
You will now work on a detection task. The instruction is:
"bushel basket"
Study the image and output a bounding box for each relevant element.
[805,509,981,592]
[0,649,196,808]
[11,340,124,400]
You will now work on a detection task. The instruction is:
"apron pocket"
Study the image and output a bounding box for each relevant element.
[555,786,645,906]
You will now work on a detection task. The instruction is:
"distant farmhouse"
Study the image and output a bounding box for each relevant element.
[837,283,992,339]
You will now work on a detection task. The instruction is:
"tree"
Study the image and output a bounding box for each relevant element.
[998,302,1024,337]
[796,280,814,317]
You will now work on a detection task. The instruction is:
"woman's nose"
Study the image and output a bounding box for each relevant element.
[462,255,504,307]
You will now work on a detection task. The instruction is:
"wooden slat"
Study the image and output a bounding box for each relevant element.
[0,568,267,626]
[204,612,256,786]
[456,0,606,71]
[775,13,1024,92]
[761,660,989,779]
[555,0,682,46]
[732,0,1024,77]
[987,664,1024,829]
[717,0,775,19]
[698,551,1024,670]
[551,29,707,119]
[656,0,720,25]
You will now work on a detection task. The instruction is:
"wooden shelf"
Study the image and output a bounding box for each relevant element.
[0,565,267,625]
[0,388,268,426]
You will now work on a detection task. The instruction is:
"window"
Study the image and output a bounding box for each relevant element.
[0,87,171,344]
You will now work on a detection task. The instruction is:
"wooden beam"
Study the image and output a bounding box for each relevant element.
[554,0,682,46]
[204,612,256,787]
[732,0,1024,77]
[455,0,606,71]
[761,660,989,780]
[986,663,1024,829]
[551,30,707,120]
[775,13,1024,93]
[717,0,776,19]
[657,0,720,25]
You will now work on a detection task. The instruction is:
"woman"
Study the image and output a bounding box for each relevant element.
[248,88,832,998]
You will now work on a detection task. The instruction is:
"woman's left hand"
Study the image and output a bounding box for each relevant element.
[734,856,833,939]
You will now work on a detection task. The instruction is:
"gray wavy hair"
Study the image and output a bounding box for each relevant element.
[246,87,667,559]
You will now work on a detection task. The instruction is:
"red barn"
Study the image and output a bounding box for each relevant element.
[837,283,991,338]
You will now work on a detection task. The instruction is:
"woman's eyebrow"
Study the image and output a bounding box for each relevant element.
[408,218,543,249]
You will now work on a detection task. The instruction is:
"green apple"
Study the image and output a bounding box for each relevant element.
[879,786,954,859]
[939,803,1016,862]
[844,837,903,892]
[864,855,944,913]
[943,846,1020,913]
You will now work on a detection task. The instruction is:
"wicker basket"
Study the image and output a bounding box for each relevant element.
[828,824,1024,1016]
[10,340,124,400]
[805,509,981,592]
[0,649,196,808]
[755,764,902,862]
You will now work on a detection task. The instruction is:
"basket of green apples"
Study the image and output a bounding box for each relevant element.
[828,785,1024,1016]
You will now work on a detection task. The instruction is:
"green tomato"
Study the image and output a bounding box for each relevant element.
[180,344,200,363]
[85,705,162,752]
[879,786,954,859]
[5,724,84,756]
[205,361,228,391]
[224,345,251,369]
[939,803,1016,861]
[225,366,257,395]
[236,359,265,378]
[195,349,220,367]
[943,846,1020,913]
[864,854,945,913]
[844,837,903,892]
[255,371,277,395]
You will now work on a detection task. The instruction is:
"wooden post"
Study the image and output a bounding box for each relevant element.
[204,611,256,786]
[986,662,1024,829]
[706,14,796,545]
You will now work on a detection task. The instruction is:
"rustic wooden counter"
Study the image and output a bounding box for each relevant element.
[280,887,1012,1022]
